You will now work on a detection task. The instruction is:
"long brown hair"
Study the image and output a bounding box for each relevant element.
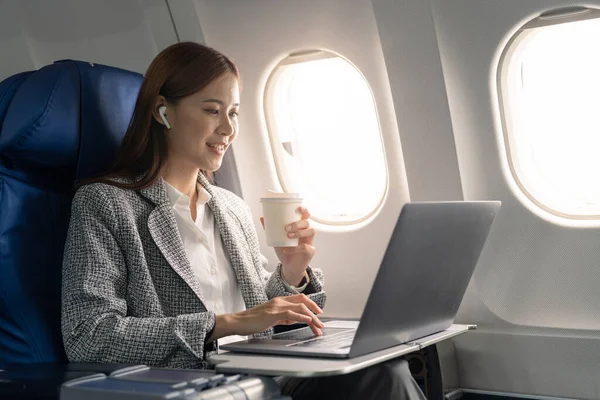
[85,42,239,190]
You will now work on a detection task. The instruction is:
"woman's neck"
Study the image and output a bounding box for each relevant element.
[162,160,200,201]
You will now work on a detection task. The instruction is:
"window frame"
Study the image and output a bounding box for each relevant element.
[263,49,388,226]
[497,7,600,220]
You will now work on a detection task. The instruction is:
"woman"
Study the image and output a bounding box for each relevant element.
[61,42,425,399]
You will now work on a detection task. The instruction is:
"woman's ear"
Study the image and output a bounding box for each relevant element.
[152,96,170,129]
[158,106,171,129]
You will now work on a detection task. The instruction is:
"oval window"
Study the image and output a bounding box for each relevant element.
[499,10,600,219]
[264,51,387,225]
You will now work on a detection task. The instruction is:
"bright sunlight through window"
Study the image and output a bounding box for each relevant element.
[264,51,387,225]
[500,13,600,218]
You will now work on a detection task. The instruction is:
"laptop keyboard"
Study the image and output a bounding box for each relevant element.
[287,329,356,349]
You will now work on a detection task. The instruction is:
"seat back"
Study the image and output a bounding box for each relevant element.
[0,60,143,366]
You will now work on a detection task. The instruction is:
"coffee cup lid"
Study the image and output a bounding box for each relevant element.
[260,190,302,202]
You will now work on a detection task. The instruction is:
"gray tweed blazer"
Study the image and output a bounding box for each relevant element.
[61,173,326,369]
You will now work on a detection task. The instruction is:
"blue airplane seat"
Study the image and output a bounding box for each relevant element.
[0,60,143,366]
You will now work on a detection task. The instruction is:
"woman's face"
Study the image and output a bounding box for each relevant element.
[163,73,240,172]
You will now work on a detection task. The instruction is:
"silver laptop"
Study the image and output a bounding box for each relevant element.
[221,201,501,359]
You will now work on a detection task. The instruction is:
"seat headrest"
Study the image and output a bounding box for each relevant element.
[75,61,142,181]
[0,63,80,175]
[0,60,142,183]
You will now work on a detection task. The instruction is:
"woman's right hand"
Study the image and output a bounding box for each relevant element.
[209,294,324,342]
[232,294,324,336]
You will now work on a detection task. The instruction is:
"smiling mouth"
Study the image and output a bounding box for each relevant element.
[207,143,226,151]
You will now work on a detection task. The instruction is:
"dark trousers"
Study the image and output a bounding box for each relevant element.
[277,358,427,400]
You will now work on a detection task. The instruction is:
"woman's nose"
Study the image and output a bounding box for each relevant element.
[218,116,235,136]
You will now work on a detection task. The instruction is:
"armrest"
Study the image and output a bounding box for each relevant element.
[0,363,141,400]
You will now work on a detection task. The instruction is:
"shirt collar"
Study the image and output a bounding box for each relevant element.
[164,181,212,209]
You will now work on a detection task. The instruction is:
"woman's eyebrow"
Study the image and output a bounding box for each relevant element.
[201,99,240,107]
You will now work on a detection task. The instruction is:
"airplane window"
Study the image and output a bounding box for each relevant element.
[499,15,600,219]
[264,51,387,225]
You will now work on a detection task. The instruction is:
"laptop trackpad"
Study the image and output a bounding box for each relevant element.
[270,327,351,342]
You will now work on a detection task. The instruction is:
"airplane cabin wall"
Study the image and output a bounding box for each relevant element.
[0,0,178,78]
[431,0,600,398]
[370,0,463,203]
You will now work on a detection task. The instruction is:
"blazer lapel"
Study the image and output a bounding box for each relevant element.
[200,175,268,309]
[138,179,207,305]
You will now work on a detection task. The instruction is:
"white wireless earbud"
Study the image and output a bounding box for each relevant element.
[158,106,171,129]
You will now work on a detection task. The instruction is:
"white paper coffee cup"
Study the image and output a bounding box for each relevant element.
[260,191,303,247]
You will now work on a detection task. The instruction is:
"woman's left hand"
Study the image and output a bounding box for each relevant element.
[260,207,315,286]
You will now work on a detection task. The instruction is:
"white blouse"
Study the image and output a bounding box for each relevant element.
[164,181,246,346]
